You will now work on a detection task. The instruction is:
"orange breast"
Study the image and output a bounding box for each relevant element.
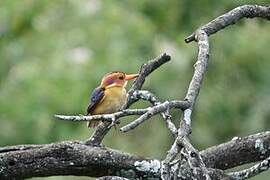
[92,86,127,115]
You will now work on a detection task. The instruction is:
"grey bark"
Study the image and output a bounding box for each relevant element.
[0,131,269,179]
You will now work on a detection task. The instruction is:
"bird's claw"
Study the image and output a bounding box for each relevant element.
[108,116,119,129]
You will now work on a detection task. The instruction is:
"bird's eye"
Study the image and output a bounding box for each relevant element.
[119,76,124,80]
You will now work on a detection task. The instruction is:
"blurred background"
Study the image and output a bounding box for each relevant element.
[0,0,270,179]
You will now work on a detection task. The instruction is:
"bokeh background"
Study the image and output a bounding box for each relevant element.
[1,0,270,179]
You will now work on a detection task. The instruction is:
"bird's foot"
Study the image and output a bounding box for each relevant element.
[108,116,119,129]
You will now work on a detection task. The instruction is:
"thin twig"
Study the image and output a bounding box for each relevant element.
[184,30,210,110]
[229,156,270,180]
[161,30,210,180]
[120,100,189,132]
[124,53,171,108]
[179,137,211,180]
[54,109,147,122]
[181,30,211,179]
[131,90,179,136]
[161,140,180,180]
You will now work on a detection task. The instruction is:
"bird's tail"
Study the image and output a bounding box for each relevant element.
[86,112,101,128]
[87,121,101,128]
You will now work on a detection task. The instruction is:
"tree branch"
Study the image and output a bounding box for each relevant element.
[124,53,171,108]
[184,30,209,111]
[201,131,270,170]
[54,99,189,134]
[54,109,148,123]
[120,100,189,132]
[0,141,159,179]
[131,90,178,136]
[229,156,270,180]
[1,131,269,179]
[161,30,210,180]
[185,4,270,43]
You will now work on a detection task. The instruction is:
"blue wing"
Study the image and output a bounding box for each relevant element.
[86,86,105,115]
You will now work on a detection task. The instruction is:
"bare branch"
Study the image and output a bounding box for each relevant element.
[185,4,270,43]
[201,131,270,170]
[0,142,228,180]
[0,131,269,179]
[124,53,171,108]
[162,29,210,179]
[178,28,211,180]
[184,30,210,110]
[54,109,147,123]
[0,141,160,179]
[55,109,146,146]
[161,30,210,180]
[54,99,189,135]
[228,156,270,180]
[179,137,211,180]
[120,100,189,132]
[127,90,178,136]
[161,140,180,179]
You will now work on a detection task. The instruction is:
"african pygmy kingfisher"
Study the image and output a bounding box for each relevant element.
[86,71,139,128]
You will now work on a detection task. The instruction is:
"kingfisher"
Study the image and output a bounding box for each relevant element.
[86,71,139,128]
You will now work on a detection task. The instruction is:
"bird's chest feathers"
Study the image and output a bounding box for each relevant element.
[93,86,127,114]
[105,87,127,105]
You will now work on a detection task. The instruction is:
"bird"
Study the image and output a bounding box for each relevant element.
[86,71,139,128]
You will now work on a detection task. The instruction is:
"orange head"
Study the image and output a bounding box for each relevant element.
[100,71,139,88]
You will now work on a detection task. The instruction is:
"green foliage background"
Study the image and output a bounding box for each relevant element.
[0,1,270,179]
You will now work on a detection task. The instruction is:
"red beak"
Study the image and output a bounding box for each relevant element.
[125,74,139,80]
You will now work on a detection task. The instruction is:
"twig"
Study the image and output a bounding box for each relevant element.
[55,100,189,127]
[161,140,180,179]
[54,109,147,122]
[229,156,270,180]
[185,4,270,43]
[161,30,210,180]
[184,30,209,110]
[179,137,211,180]
[132,90,178,136]
[167,29,209,165]
[55,109,146,145]
[181,29,211,180]
[120,100,189,132]
[124,53,171,108]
